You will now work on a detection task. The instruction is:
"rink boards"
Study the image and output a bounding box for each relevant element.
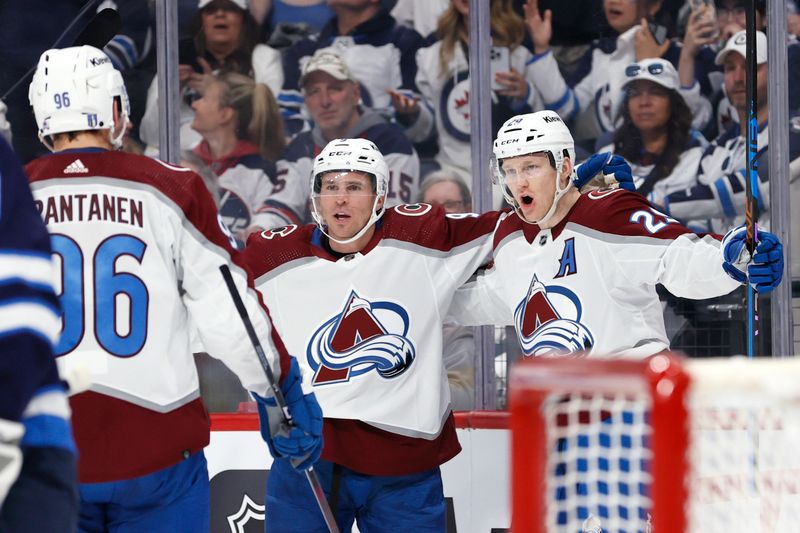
[206,411,511,533]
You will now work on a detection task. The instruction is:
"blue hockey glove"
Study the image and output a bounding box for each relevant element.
[721,225,784,294]
[573,152,635,192]
[253,359,323,470]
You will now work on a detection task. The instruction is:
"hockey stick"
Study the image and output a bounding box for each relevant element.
[219,265,340,533]
[744,0,760,358]
[0,4,122,100]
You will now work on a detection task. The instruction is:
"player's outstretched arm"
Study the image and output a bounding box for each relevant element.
[721,225,784,294]
[573,152,634,192]
[252,359,323,470]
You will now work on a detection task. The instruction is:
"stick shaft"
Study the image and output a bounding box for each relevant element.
[218,265,339,533]
[744,0,759,358]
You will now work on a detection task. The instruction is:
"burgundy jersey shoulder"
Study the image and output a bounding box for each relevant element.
[491,209,529,250]
[567,188,697,241]
[381,203,505,252]
[242,223,317,279]
[26,151,207,213]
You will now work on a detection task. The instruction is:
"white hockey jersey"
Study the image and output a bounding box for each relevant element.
[242,205,504,475]
[408,38,543,178]
[26,150,290,483]
[449,190,741,359]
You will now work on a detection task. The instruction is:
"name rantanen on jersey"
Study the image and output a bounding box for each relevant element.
[34,193,144,227]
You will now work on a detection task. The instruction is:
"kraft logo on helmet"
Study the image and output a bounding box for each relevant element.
[542,115,563,124]
[89,56,110,66]
[306,290,416,385]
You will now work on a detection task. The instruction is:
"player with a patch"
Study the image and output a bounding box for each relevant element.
[448,109,785,531]
[450,110,785,360]
[241,138,507,531]
[24,45,320,533]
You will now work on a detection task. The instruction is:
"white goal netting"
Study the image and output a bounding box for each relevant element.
[511,355,800,533]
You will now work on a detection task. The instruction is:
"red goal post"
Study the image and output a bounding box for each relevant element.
[509,353,800,533]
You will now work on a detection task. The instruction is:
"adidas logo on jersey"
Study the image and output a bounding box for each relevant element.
[63,159,89,174]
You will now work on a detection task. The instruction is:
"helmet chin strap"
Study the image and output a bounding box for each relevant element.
[311,195,385,246]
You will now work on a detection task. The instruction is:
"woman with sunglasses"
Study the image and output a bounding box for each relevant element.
[597,59,707,225]
[523,0,710,143]
[140,0,284,157]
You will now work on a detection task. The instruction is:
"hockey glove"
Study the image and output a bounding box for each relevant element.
[573,152,635,192]
[253,359,323,470]
[721,225,784,294]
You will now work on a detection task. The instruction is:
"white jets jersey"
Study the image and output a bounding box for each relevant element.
[409,38,543,177]
[26,150,289,483]
[242,205,504,475]
[527,27,710,139]
[449,190,741,359]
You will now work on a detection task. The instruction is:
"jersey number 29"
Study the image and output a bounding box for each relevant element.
[52,234,148,357]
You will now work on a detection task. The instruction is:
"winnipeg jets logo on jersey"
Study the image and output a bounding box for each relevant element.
[441,69,472,142]
[514,274,594,357]
[306,291,416,385]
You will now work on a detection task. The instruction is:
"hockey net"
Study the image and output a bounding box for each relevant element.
[509,354,800,533]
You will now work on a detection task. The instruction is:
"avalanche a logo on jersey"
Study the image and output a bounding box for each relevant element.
[306,291,416,385]
[514,275,594,357]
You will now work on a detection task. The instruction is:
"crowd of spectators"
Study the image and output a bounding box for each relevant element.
[1,0,799,370]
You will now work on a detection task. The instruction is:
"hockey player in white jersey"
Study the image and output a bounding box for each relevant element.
[241,137,509,531]
[449,110,784,359]
[25,45,322,533]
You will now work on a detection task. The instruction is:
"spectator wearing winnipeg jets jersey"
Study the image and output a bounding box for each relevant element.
[596,59,707,215]
[664,30,800,234]
[277,0,424,135]
[190,71,298,245]
[523,0,710,144]
[270,51,420,222]
[393,0,544,184]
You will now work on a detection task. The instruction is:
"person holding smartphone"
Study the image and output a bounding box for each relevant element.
[522,0,708,143]
[393,0,544,185]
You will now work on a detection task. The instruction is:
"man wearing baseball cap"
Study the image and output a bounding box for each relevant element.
[665,29,800,236]
[266,50,420,224]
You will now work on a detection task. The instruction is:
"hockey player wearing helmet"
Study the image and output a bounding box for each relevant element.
[240,137,505,531]
[26,46,321,533]
[450,109,784,361]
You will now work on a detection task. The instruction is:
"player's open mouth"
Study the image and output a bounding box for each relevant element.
[213,22,229,30]
[520,195,534,206]
[607,8,623,18]
[334,213,350,221]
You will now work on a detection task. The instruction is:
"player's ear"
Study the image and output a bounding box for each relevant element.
[376,194,385,213]
[561,156,574,187]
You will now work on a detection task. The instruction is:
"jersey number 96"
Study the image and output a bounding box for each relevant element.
[52,234,149,357]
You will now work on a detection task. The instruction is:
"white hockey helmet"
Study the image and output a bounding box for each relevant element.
[310,138,389,244]
[491,110,576,225]
[28,46,130,151]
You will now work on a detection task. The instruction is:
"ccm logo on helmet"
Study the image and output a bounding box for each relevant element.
[542,115,563,124]
[500,139,519,145]
[328,151,352,157]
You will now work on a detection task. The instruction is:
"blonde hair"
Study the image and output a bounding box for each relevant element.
[436,0,526,75]
[215,71,286,161]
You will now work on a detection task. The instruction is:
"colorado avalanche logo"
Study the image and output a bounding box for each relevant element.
[307,291,416,385]
[514,275,594,357]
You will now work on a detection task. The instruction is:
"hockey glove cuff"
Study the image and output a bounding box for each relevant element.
[0,418,24,507]
[253,359,323,470]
